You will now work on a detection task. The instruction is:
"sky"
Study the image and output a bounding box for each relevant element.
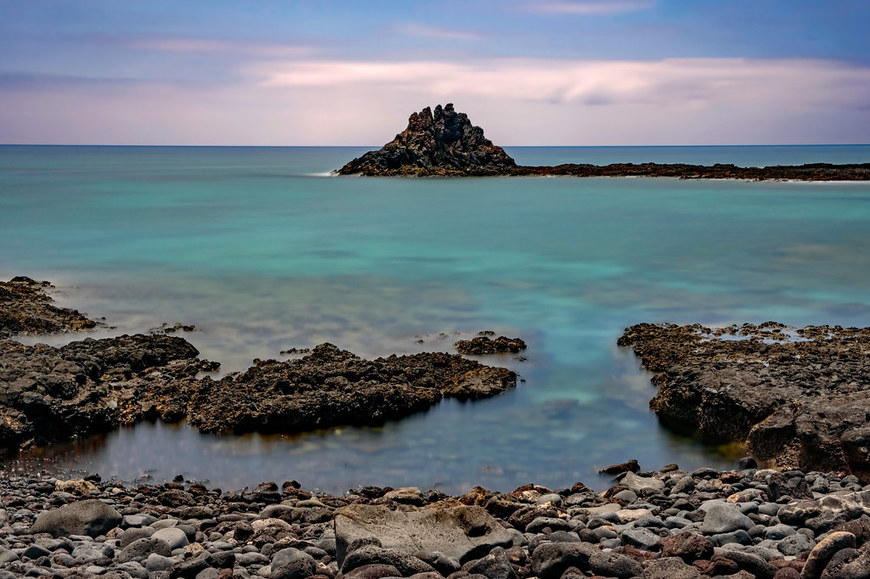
[1,0,869,146]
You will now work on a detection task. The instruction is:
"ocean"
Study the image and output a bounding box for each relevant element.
[1,144,869,494]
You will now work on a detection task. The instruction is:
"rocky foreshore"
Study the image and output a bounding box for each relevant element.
[618,322,870,482]
[0,277,517,457]
[5,461,870,578]
[0,277,101,339]
[336,104,870,181]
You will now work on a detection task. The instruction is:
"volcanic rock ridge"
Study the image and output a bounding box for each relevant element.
[337,104,870,180]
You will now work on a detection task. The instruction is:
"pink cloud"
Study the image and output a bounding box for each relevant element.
[3,56,869,145]
[524,1,654,15]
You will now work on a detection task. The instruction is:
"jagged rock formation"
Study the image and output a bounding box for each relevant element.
[337,104,518,176]
[618,322,870,480]
[0,336,516,456]
[0,275,520,456]
[337,105,870,180]
[0,277,100,338]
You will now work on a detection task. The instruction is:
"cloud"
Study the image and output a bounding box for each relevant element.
[251,56,870,112]
[3,56,869,145]
[396,24,481,40]
[524,1,654,15]
[129,37,315,58]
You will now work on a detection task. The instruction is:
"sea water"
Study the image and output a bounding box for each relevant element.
[1,145,869,494]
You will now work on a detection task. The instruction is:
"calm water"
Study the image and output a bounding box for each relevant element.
[1,145,869,494]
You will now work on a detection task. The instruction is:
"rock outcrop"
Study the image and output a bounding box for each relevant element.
[454,335,527,355]
[0,336,516,456]
[0,277,100,338]
[0,275,520,456]
[337,105,870,180]
[618,322,870,480]
[186,343,517,434]
[337,104,518,176]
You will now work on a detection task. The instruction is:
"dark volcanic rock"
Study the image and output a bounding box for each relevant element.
[0,336,515,455]
[455,336,527,355]
[0,333,204,455]
[30,499,122,538]
[0,277,100,338]
[337,103,518,176]
[618,322,870,479]
[336,106,870,180]
[187,343,517,433]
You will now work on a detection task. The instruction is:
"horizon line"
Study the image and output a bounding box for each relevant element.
[3,143,869,148]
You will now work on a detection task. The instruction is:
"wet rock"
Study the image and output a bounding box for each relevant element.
[599,459,640,475]
[454,336,527,355]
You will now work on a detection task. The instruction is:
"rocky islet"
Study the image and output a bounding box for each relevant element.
[336,105,870,181]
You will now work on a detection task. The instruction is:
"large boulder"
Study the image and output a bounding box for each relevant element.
[334,504,513,567]
[30,499,122,538]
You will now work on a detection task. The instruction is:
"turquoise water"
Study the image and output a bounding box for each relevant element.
[1,145,869,494]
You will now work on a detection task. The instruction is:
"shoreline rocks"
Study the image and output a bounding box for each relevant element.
[336,105,870,181]
[0,338,517,456]
[618,322,870,481]
[0,277,101,339]
[454,336,527,355]
[0,275,519,456]
[4,463,870,578]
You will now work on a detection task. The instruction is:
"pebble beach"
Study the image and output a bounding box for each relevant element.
[4,461,870,578]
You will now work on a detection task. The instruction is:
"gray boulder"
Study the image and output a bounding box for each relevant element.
[530,542,597,579]
[334,504,513,566]
[270,547,317,579]
[30,499,121,538]
[701,503,754,535]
